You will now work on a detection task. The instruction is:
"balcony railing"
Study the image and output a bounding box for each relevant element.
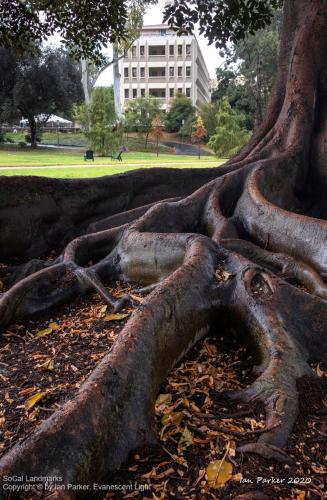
[148,75,166,79]
[148,96,166,101]
[148,54,166,59]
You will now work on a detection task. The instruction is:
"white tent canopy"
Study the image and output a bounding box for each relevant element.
[20,114,73,125]
[37,114,73,124]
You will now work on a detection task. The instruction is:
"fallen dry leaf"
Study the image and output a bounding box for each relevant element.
[35,327,53,338]
[179,426,193,447]
[155,393,173,414]
[161,411,184,427]
[215,267,232,282]
[38,358,54,371]
[156,467,175,480]
[49,322,60,331]
[104,313,129,322]
[228,440,237,458]
[25,392,47,411]
[130,294,143,303]
[19,386,37,396]
[5,392,14,405]
[206,458,233,489]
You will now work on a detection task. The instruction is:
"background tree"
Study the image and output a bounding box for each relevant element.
[0,1,156,121]
[164,0,281,48]
[211,68,238,102]
[178,114,196,141]
[208,97,251,157]
[124,96,162,150]
[164,93,196,133]
[199,100,222,139]
[1,0,327,491]
[211,9,282,130]
[191,116,207,159]
[0,48,19,132]
[0,47,83,147]
[211,67,255,130]
[75,87,120,156]
[0,0,128,62]
[151,115,164,157]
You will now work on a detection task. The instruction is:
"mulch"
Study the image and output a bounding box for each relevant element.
[0,282,140,459]
[0,280,326,500]
[95,337,326,500]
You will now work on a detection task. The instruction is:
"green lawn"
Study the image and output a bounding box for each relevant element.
[0,148,224,178]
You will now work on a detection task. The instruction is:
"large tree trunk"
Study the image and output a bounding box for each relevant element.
[81,59,91,108]
[0,0,327,496]
[81,58,92,132]
[113,46,122,119]
[28,115,37,148]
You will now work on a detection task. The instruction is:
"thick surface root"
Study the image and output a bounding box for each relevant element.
[0,143,327,494]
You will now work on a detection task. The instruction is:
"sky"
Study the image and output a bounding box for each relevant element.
[95,0,223,87]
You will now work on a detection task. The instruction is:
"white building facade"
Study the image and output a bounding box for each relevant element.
[120,24,211,110]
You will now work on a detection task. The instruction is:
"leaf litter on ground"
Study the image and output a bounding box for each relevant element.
[0,281,145,459]
[97,333,327,500]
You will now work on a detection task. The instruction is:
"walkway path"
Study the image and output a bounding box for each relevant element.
[0,161,218,171]
[160,141,212,156]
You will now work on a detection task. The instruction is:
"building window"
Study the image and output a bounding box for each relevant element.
[186,44,191,56]
[149,67,166,78]
[169,45,174,56]
[125,89,129,99]
[149,46,166,56]
[140,45,145,56]
[133,88,137,98]
[124,67,129,78]
[132,46,136,57]
[178,66,182,77]
[186,88,191,97]
[149,89,166,98]
[186,66,191,77]
[178,88,183,94]
[169,67,174,77]
[178,45,183,56]
[170,88,174,98]
[140,67,145,78]
[132,67,137,78]
[141,88,145,97]
[160,29,167,36]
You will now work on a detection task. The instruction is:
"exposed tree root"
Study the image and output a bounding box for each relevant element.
[0,156,326,496]
[223,239,327,300]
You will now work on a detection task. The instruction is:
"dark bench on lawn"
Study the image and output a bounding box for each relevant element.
[84,149,94,161]
[110,151,123,161]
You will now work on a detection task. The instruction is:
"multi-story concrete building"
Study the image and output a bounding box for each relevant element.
[121,24,211,110]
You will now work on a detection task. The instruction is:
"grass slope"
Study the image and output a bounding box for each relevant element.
[0,149,223,178]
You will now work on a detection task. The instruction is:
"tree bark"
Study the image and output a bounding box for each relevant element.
[81,59,91,108]
[80,58,92,132]
[28,115,37,148]
[113,46,122,119]
[0,0,327,496]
